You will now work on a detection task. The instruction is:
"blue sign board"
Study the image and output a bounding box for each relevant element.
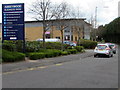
[2,3,24,40]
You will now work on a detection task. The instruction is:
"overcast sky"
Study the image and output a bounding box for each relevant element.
[0,0,119,26]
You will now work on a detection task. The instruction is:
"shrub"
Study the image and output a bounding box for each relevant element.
[79,39,97,49]
[67,49,77,54]
[2,40,24,52]
[14,40,23,52]
[74,46,84,52]
[61,51,68,55]
[2,41,77,52]
[46,42,69,50]
[44,49,62,58]
[2,43,16,52]
[28,49,62,60]
[29,53,45,60]
[51,50,62,57]
[2,50,25,62]
[25,41,42,52]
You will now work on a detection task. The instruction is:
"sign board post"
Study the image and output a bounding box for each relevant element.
[2,3,25,53]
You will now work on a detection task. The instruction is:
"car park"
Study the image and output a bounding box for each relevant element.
[36,38,61,42]
[94,43,113,58]
[105,43,117,54]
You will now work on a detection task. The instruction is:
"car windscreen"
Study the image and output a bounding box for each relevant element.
[97,45,107,49]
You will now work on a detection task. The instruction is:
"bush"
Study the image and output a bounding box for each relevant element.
[25,41,42,52]
[2,41,75,52]
[28,49,62,60]
[2,40,24,52]
[2,43,16,52]
[74,46,84,52]
[2,50,25,62]
[46,42,69,50]
[44,49,62,58]
[67,49,77,54]
[29,53,45,60]
[61,51,68,55]
[79,39,97,49]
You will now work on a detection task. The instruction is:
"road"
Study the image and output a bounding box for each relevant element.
[3,49,118,88]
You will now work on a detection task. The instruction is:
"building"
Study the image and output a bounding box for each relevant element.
[25,18,92,41]
[0,18,92,41]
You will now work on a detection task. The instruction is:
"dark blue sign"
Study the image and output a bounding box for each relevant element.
[2,3,24,40]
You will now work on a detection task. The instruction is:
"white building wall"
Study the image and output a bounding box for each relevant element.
[84,23,91,40]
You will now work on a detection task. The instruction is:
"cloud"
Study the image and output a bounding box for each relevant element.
[0,0,119,25]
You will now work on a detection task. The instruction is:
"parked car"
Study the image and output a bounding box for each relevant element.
[105,43,117,54]
[63,41,77,46]
[94,43,113,58]
[36,38,61,42]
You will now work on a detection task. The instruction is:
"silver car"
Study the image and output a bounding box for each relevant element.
[63,41,77,46]
[106,43,117,54]
[94,43,113,58]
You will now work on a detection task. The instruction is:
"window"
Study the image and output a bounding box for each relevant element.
[56,37,60,39]
[75,37,77,41]
[45,34,50,39]
[65,35,70,40]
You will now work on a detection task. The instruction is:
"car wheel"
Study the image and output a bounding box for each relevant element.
[107,55,110,58]
[113,51,116,54]
[94,55,97,58]
[107,54,111,58]
[111,54,113,57]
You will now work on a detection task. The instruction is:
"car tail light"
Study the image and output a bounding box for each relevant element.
[95,47,98,50]
[106,48,110,50]
[113,46,116,48]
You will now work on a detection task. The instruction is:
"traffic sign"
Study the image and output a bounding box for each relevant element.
[2,3,24,40]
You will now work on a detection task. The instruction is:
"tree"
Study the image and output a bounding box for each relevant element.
[53,2,70,50]
[101,17,120,43]
[29,0,55,49]
[70,7,85,45]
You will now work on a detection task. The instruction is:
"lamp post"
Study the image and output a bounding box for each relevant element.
[94,6,108,41]
[94,7,97,41]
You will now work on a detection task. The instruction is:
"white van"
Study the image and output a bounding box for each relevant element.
[36,38,61,42]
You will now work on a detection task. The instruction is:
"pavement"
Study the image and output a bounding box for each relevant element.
[2,49,94,73]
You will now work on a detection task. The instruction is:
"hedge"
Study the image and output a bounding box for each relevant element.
[2,49,25,62]
[61,51,68,55]
[2,41,75,52]
[28,49,62,60]
[67,49,77,54]
[29,53,45,60]
[74,46,84,52]
[2,40,23,52]
[79,39,97,49]
[2,43,16,52]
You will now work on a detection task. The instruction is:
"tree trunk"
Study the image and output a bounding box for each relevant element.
[43,10,46,49]
[78,29,80,46]
[61,30,64,51]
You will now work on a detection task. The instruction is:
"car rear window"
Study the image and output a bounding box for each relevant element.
[110,45,114,48]
[97,45,107,49]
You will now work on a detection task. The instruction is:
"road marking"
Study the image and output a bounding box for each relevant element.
[27,68,35,71]
[3,63,63,75]
[55,63,63,66]
[37,66,48,69]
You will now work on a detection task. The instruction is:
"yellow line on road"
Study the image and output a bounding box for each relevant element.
[37,66,48,69]
[55,63,63,66]
[3,63,63,75]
